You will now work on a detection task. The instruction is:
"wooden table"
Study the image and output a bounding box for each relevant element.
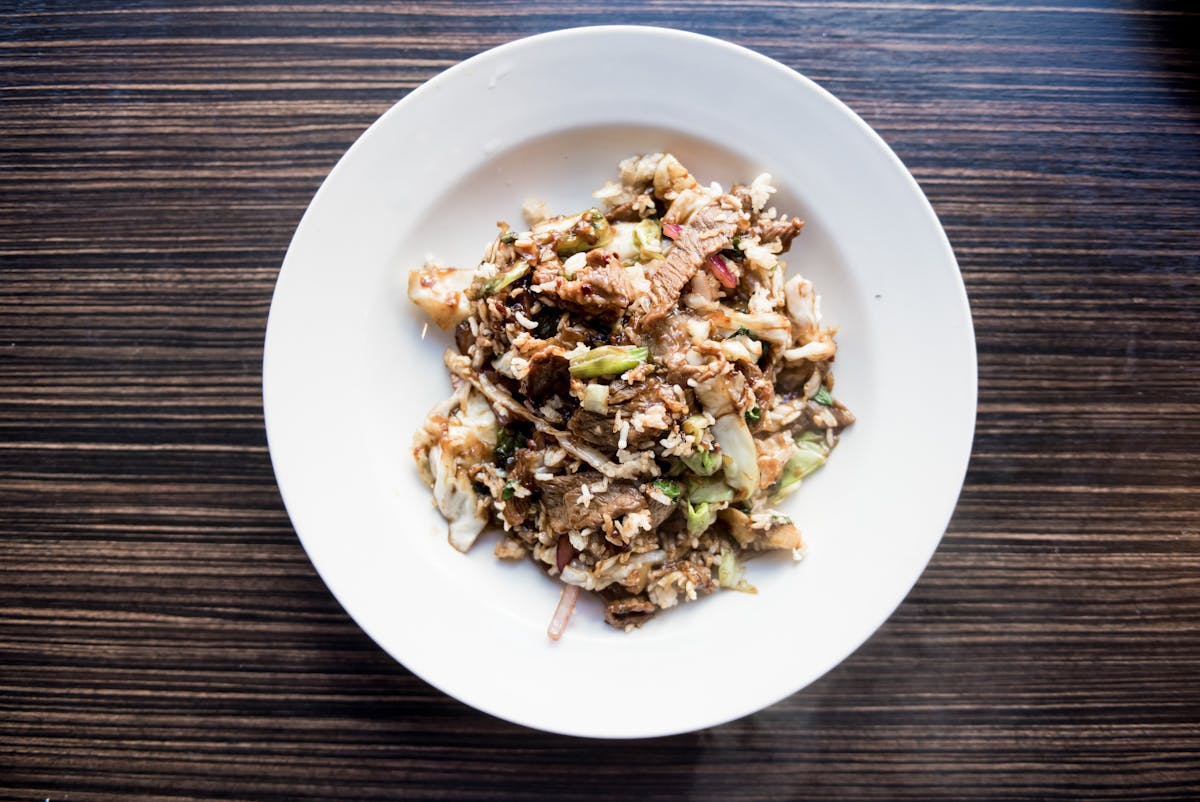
[4,2,1198,799]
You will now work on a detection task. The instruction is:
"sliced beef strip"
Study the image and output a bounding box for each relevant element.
[604,200,645,224]
[612,374,688,418]
[497,444,546,528]
[738,360,775,429]
[558,319,612,349]
[520,351,571,405]
[755,216,805,252]
[507,446,539,486]
[644,313,712,390]
[567,409,622,453]
[826,402,856,428]
[566,407,661,454]
[648,560,716,596]
[731,183,805,251]
[540,472,648,532]
[567,374,685,454]
[799,399,855,432]
[773,360,818,397]
[534,254,634,323]
[640,204,740,328]
[499,492,531,529]
[646,497,677,529]
[454,319,474,355]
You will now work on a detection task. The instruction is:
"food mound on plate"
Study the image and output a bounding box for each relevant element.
[408,153,854,639]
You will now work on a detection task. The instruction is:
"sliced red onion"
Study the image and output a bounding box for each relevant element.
[556,533,575,571]
[547,584,581,641]
[662,223,681,240]
[706,253,739,288]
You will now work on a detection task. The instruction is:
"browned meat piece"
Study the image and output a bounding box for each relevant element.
[604,378,643,406]
[801,399,855,432]
[534,254,634,322]
[643,313,712,390]
[648,560,716,596]
[567,374,687,454]
[656,515,702,561]
[540,472,647,532]
[756,215,805,252]
[610,375,689,418]
[500,492,531,528]
[640,205,740,328]
[567,409,630,453]
[730,185,755,217]
[521,352,571,404]
[730,183,804,251]
[499,446,543,528]
[454,319,474,355]
[738,361,775,426]
[646,496,677,529]
[772,359,821,398]
[603,595,657,629]
[557,319,611,349]
[507,450,535,485]
[827,402,856,428]
[603,200,645,223]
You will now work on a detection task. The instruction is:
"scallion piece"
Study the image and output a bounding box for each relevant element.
[652,478,682,501]
[568,345,649,378]
[480,263,530,295]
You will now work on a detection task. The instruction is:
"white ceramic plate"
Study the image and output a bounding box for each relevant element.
[263,26,976,738]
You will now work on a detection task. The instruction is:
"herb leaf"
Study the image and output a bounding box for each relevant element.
[731,326,758,340]
[652,478,682,501]
[493,426,527,465]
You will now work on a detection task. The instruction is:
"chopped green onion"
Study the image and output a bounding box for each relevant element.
[681,449,720,477]
[745,405,761,424]
[652,478,682,501]
[568,345,649,378]
[480,263,530,295]
[813,387,833,406]
[686,500,718,535]
[501,481,516,500]
[500,231,517,244]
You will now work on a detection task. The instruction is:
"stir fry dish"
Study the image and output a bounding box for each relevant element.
[408,153,854,638]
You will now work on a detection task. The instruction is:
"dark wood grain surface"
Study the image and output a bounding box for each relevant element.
[3,1,1198,799]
